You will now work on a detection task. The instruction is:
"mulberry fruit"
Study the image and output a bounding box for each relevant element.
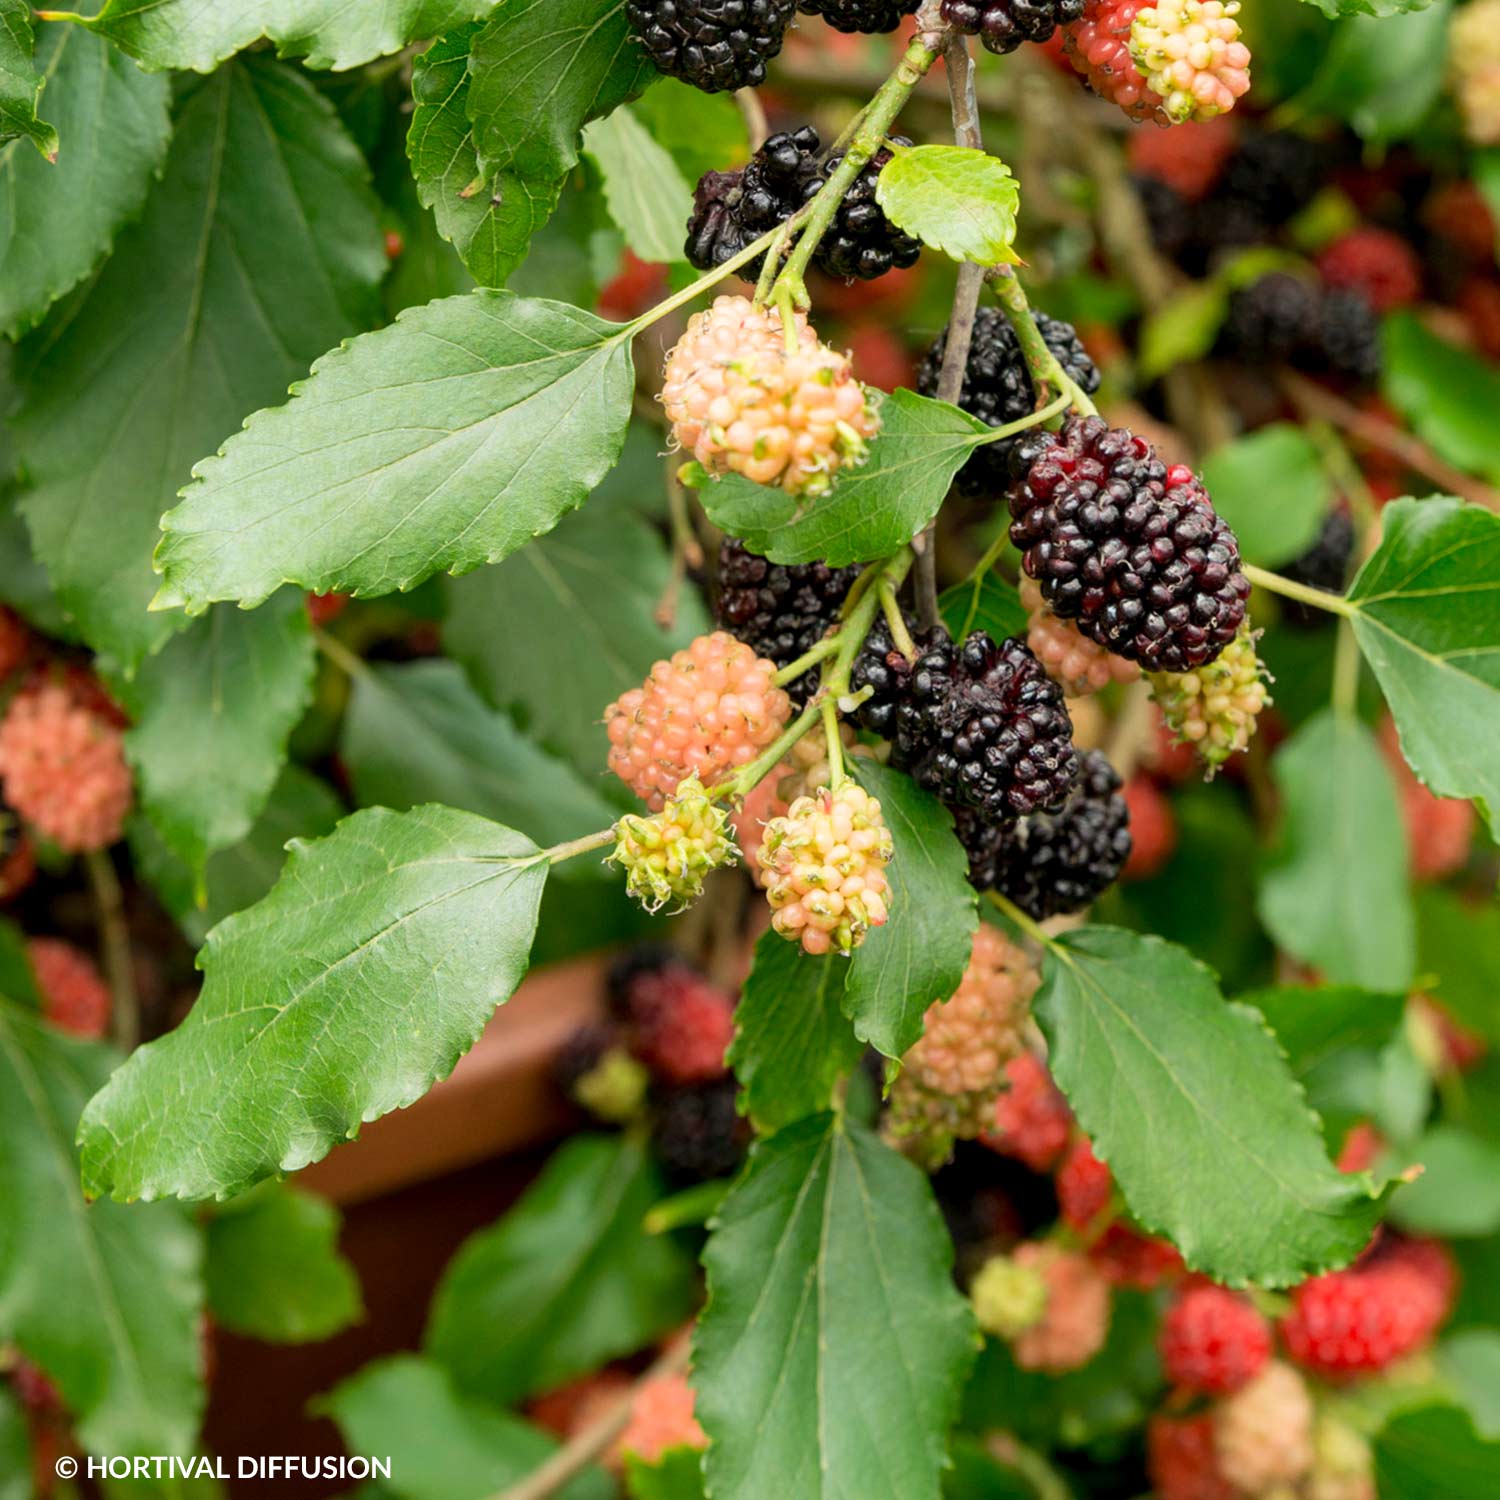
[0,680,133,853]
[685,128,824,278]
[885,924,1040,1160]
[1317,226,1423,314]
[1127,0,1251,124]
[1159,1285,1271,1394]
[605,631,792,812]
[554,1024,651,1123]
[652,1078,750,1182]
[1309,1414,1376,1500]
[1022,576,1141,698]
[1147,1412,1239,1500]
[616,1372,707,1464]
[627,0,797,92]
[760,782,894,954]
[1127,113,1236,200]
[662,294,880,497]
[958,749,1132,920]
[608,948,737,1084]
[799,0,917,30]
[848,614,952,737]
[884,631,1079,820]
[943,0,1088,54]
[1009,1241,1111,1373]
[1451,0,1500,147]
[28,937,111,1040]
[1280,509,1355,625]
[1092,1223,1186,1288]
[1055,1136,1113,1230]
[1213,1360,1314,1493]
[1220,271,1321,365]
[1148,622,1269,774]
[970,1252,1049,1338]
[1007,414,1250,673]
[917,307,1101,498]
[983,1052,1073,1170]
[611,777,738,912]
[1062,0,1165,122]
[817,143,923,282]
[1221,129,1326,227]
[1317,289,1383,381]
[715,536,861,704]
[1280,1257,1447,1379]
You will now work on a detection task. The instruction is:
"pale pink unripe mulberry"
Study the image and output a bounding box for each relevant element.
[0,681,133,852]
[1129,0,1251,123]
[1213,1360,1314,1495]
[1308,1414,1376,1500]
[1009,1241,1112,1374]
[1452,0,1500,146]
[886,925,1040,1155]
[28,937,111,1040]
[615,1373,706,1466]
[760,782,894,955]
[605,632,792,812]
[661,295,880,498]
[1022,577,1140,699]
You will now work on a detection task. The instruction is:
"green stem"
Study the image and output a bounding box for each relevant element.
[827,551,914,697]
[314,628,371,680]
[989,269,1098,418]
[773,634,841,686]
[976,389,1075,445]
[643,1178,730,1235]
[879,577,918,660]
[770,34,942,308]
[1243,562,1356,618]
[545,827,617,865]
[718,697,825,800]
[822,698,846,789]
[1332,616,1360,720]
[956,529,1011,638]
[986,1433,1075,1500]
[988,890,1061,956]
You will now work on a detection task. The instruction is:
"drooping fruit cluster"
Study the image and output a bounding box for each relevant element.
[605,631,792,812]
[661,295,880,497]
[958,749,1132,920]
[608,946,739,1087]
[983,1051,1074,1170]
[1022,577,1141,698]
[626,0,797,92]
[1007,415,1250,674]
[610,776,738,912]
[0,678,133,853]
[1147,1412,1235,1500]
[1317,227,1423,314]
[798,0,918,31]
[1149,622,1270,774]
[1214,1360,1315,1494]
[885,924,1041,1162]
[28,937,111,1040]
[1159,1284,1272,1395]
[970,1251,1050,1338]
[685,128,919,283]
[1127,0,1251,123]
[759,782,894,954]
[978,1241,1112,1373]
[1061,0,1165,122]
[941,0,1088,55]
[715,537,861,703]
[1220,272,1382,381]
[653,1078,750,1182]
[917,308,1101,498]
[852,624,1079,819]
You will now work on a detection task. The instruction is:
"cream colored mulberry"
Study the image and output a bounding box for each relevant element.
[1214,1360,1315,1494]
[1149,621,1269,774]
[885,925,1040,1158]
[661,295,880,498]
[605,632,792,812]
[1308,1413,1376,1500]
[1022,577,1141,699]
[971,1252,1049,1341]
[760,782,893,955]
[1009,1242,1112,1374]
[610,777,737,912]
[1129,0,1251,123]
[1452,0,1500,146]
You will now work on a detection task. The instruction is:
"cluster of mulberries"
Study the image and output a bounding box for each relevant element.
[851,622,1079,820]
[799,0,918,31]
[610,776,738,911]
[917,307,1102,498]
[1022,577,1141,699]
[0,676,133,853]
[884,924,1041,1163]
[662,295,881,497]
[1149,622,1270,775]
[627,0,797,92]
[971,1241,1112,1373]
[557,948,750,1184]
[684,127,920,283]
[1220,271,1383,382]
[28,937,112,1040]
[605,630,792,811]
[941,0,1087,55]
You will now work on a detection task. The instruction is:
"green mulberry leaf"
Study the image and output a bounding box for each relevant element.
[0,0,57,159]
[875,144,1019,266]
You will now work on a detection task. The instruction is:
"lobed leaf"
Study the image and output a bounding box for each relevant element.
[695,1114,978,1500]
[0,0,56,158]
[77,805,549,1202]
[1036,925,1391,1286]
[426,1135,695,1405]
[154,292,636,615]
[1258,711,1414,991]
[844,761,978,1059]
[1347,496,1500,837]
[205,1183,361,1344]
[12,58,384,665]
[118,591,317,881]
[729,930,866,1132]
[696,388,993,568]
[0,1000,203,1457]
[408,26,565,288]
[874,144,1018,266]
